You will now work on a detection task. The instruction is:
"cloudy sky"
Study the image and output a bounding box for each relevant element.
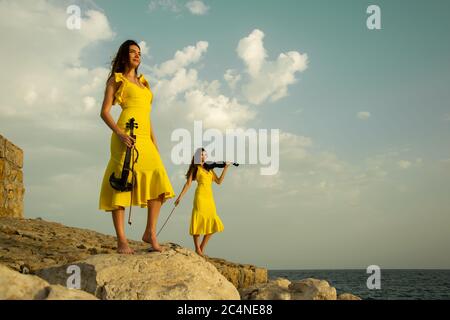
[1,0,449,270]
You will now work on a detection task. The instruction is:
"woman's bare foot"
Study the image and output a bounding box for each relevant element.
[117,240,134,254]
[195,247,204,257]
[142,231,151,244]
[148,245,164,253]
[144,233,164,253]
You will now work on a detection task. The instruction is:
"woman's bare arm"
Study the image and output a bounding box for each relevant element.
[99,77,135,148]
[212,163,230,185]
[174,171,193,206]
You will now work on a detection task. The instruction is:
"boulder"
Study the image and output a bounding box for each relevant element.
[239,277,359,300]
[338,293,362,300]
[0,264,97,300]
[36,247,240,300]
[206,256,268,289]
[272,277,291,289]
[289,278,337,300]
[239,279,291,300]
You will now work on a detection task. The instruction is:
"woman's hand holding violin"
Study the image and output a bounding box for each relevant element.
[117,130,135,148]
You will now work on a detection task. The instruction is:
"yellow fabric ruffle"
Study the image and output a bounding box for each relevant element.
[189,211,224,235]
[113,72,150,106]
[113,72,126,106]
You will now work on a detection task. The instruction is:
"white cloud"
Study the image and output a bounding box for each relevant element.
[153,41,208,77]
[357,111,371,120]
[150,67,255,130]
[183,89,255,130]
[0,0,115,129]
[83,96,96,112]
[24,87,38,106]
[234,29,308,105]
[186,0,209,15]
[147,41,255,131]
[237,29,267,77]
[148,0,209,15]
[148,0,182,13]
[224,69,241,90]
[398,160,412,169]
[78,9,115,41]
[0,2,117,229]
[79,67,111,95]
[153,68,200,102]
[279,131,312,161]
[138,40,151,58]
[145,30,307,136]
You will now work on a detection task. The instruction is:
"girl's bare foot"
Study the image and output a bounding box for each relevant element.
[195,247,204,257]
[142,231,151,244]
[117,240,134,254]
[145,233,163,253]
[148,245,164,253]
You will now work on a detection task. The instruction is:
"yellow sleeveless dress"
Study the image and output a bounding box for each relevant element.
[98,72,176,211]
[189,165,224,235]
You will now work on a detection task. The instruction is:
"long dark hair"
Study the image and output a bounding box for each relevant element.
[106,40,141,83]
[185,147,205,181]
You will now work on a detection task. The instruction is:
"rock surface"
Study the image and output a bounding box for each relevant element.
[289,278,337,300]
[0,217,266,289]
[36,249,240,300]
[239,278,292,300]
[338,293,362,300]
[0,134,24,218]
[0,264,97,300]
[240,277,361,300]
[1,217,361,300]
[207,257,268,290]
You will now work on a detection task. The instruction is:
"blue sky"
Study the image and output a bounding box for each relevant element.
[1,0,449,269]
[86,0,450,160]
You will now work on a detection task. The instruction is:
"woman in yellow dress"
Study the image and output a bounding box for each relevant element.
[175,148,230,257]
[99,40,175,254]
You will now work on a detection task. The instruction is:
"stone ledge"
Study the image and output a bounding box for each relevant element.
[0,217,266,290]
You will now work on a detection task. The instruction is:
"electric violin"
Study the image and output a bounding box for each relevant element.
[203,161,239,170]
[109,118,139,192]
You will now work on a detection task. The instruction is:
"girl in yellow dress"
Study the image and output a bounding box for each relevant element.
[99,40,176,254]
[175,148,230,257]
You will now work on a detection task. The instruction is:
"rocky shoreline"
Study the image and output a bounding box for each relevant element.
[0,217,361,300]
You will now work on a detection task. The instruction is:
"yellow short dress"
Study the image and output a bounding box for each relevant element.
[189,165,224,235]
[98,72,176,211]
